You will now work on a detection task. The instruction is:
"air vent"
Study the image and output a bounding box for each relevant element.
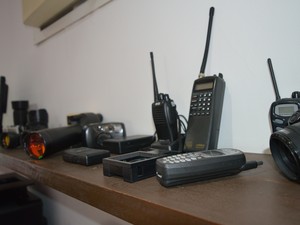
[22,0,112,44]
[23,0,87,29]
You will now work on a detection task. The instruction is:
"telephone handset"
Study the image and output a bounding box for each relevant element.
[184,7,225,152]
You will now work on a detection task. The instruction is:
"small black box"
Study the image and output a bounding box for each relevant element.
[63,147,110,166]
[102,135,155,154]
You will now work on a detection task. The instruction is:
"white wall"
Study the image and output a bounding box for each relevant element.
[2,0,300,155]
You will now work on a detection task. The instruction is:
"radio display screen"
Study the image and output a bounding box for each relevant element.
[276,104,297,116]
[194,82,213,91]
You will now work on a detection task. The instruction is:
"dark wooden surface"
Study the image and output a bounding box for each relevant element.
[0,148,299,225]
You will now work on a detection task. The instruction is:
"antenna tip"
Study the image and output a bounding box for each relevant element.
[267,58,273,66]
[150,52,154,60]
[210,7,215,16]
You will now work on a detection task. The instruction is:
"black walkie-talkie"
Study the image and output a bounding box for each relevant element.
[184,7,225,152]
[267,58,300,132]
[150,52,179,150]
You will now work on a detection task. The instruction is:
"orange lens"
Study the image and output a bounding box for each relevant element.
[26,133,46,159]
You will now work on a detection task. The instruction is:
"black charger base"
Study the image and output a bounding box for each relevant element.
[103,149,171,182]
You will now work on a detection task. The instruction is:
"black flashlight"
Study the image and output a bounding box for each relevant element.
[23,112,103,159]
[24,125,82,159]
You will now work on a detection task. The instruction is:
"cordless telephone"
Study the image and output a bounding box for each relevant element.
[156,148,263,187]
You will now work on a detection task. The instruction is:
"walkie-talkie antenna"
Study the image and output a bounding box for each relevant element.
[199,7,215,78]
[267,58,281,100]
[150,52,159,102]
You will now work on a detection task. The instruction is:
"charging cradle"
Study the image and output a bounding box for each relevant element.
[103,149,171,182]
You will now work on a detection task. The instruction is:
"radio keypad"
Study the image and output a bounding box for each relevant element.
[162,152,204,164]
[190,91,212,116]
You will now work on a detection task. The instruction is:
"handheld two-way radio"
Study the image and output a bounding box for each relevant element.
[150,52,179,151]
[184,7,225,152]
[267,58,300,132]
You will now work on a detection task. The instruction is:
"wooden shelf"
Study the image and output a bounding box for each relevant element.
[0,148,299,225]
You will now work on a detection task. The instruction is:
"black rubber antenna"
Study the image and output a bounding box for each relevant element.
[267,58,281,101]
[199,7,215,78]
[150,52,159,102]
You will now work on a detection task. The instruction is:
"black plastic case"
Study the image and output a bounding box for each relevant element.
[63,147,110,166]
